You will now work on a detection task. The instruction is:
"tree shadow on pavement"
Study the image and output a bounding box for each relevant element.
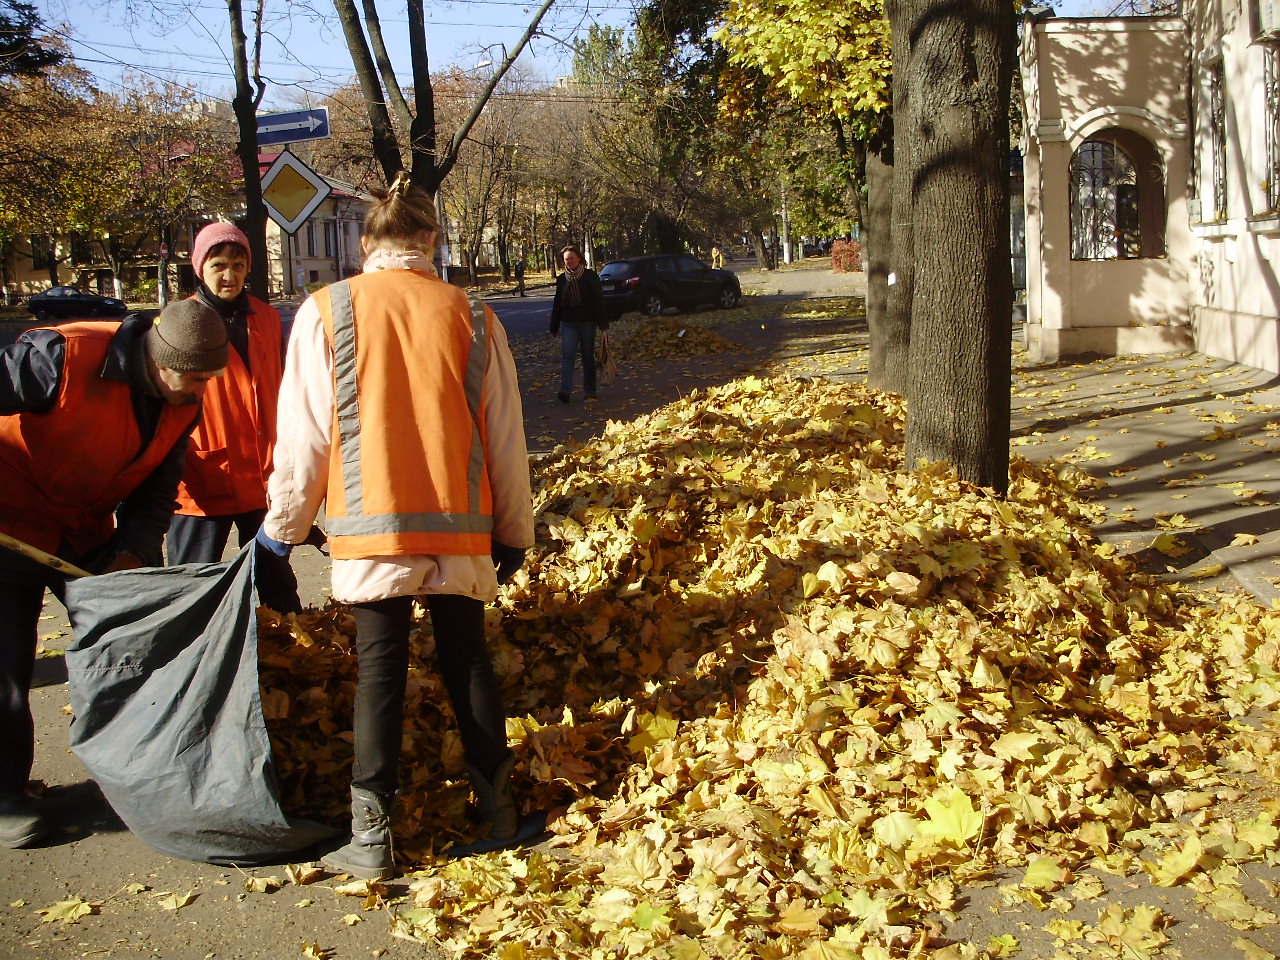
[35,778,126,844]
[513,294,870,458]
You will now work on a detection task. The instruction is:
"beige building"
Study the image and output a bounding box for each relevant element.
[1020,1,1280,371]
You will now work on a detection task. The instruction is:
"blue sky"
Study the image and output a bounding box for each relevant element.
[35,0,1124,110]
[36,0,634,109]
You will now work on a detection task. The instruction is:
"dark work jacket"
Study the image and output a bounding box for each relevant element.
[549,268,607,332]
[0,314,198,562]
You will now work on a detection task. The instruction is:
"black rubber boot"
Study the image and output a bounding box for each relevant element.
[465,753,518,841]
[0,791,47,849]
[322,787,395,880]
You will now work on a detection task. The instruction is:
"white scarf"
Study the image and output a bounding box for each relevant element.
[362,248,439,276]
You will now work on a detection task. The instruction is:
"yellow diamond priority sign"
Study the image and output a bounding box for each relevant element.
[261,151,331,235]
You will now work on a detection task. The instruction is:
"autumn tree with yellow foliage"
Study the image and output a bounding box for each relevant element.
[714,0,904,392]
[714,0,1018,494]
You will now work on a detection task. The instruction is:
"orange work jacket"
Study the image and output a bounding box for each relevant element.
[174,295,283,516]
[314,270,495,560]
[0,322,198,554]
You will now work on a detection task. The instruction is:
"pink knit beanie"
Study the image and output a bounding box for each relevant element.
[191,222,251,276]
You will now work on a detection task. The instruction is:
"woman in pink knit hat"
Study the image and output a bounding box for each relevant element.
[165,221,302,613]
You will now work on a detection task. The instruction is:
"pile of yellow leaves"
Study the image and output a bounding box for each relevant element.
[607,314,741,361]
[260,375,1280,959]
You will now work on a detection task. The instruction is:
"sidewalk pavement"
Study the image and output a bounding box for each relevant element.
[1010,350,1280,605]
[737,260,1280,606]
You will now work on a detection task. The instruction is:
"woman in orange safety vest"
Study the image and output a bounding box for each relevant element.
[166,222,303,613]
[257,172,535,880]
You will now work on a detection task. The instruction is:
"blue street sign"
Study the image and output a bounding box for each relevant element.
[256,107,331,147]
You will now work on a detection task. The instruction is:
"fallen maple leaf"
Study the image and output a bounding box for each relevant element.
[37,897,96,924]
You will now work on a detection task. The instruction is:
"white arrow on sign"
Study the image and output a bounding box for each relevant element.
[258,115,326,136]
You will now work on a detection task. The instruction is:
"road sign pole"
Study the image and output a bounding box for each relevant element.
[158,229,170,308]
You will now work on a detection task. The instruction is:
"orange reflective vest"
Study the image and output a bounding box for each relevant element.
[315,270,495,559]
[0,322,198,554]
[174,295,283,516]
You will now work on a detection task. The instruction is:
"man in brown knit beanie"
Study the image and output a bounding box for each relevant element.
[0,300,226,848]
[147,299,230,403]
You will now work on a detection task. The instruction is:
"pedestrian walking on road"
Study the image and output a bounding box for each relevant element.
[514,257,526,297]
[257,170,535,880]
[165,222,302,614]
[0,300,228,848]
[548,244,607,404]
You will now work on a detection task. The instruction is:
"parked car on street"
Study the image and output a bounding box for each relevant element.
[26,286,128,322]
[599,254,741,318]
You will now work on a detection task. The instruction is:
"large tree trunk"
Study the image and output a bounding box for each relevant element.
[898,0,1015,495]
[864,140,902,392]
[332,0,404,184]
[883,0,915,399]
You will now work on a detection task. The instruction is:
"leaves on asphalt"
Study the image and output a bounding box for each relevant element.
[244,875,285,894]
[155,891,196,911]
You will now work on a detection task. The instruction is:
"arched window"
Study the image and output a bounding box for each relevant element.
[1069,129,1166,261]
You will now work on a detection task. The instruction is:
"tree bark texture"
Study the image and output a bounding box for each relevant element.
[883,0,915,398]
[898,0,1015,495]
[333,0,404,184]
[864,142,900,393]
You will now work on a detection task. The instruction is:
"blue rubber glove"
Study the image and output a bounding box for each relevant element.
[255,525,293,558]
[492,542,526,584]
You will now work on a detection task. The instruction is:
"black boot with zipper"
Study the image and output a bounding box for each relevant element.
[323,786,396,880]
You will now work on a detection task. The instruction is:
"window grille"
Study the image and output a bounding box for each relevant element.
[1208,61,1229,220]
[29,235,52,270]
[1070,140,1140,260]
[1265,44,1280,212]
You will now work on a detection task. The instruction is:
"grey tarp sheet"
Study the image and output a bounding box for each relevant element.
[62,544,337,865]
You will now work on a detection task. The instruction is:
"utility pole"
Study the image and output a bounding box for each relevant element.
[158,227,171,308]
[434,191,450,283]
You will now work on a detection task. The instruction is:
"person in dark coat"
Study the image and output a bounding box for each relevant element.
[0,300,228,849]
[548,244,607,404]
[514,257,526,297]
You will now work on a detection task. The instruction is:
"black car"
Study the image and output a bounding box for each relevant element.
[599,254,741,318]
[27,286,128,322]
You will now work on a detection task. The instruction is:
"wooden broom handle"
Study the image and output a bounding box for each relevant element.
[0,531,92,578]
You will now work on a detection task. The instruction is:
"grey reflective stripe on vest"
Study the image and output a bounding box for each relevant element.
[464,297,489,515]
[327,512,493,536]
[328,280,364,516]
[326,283,493,539]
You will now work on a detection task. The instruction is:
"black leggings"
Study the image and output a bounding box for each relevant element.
[350,594,509,796]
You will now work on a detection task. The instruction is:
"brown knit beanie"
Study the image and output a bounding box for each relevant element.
[147,300,229,372]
